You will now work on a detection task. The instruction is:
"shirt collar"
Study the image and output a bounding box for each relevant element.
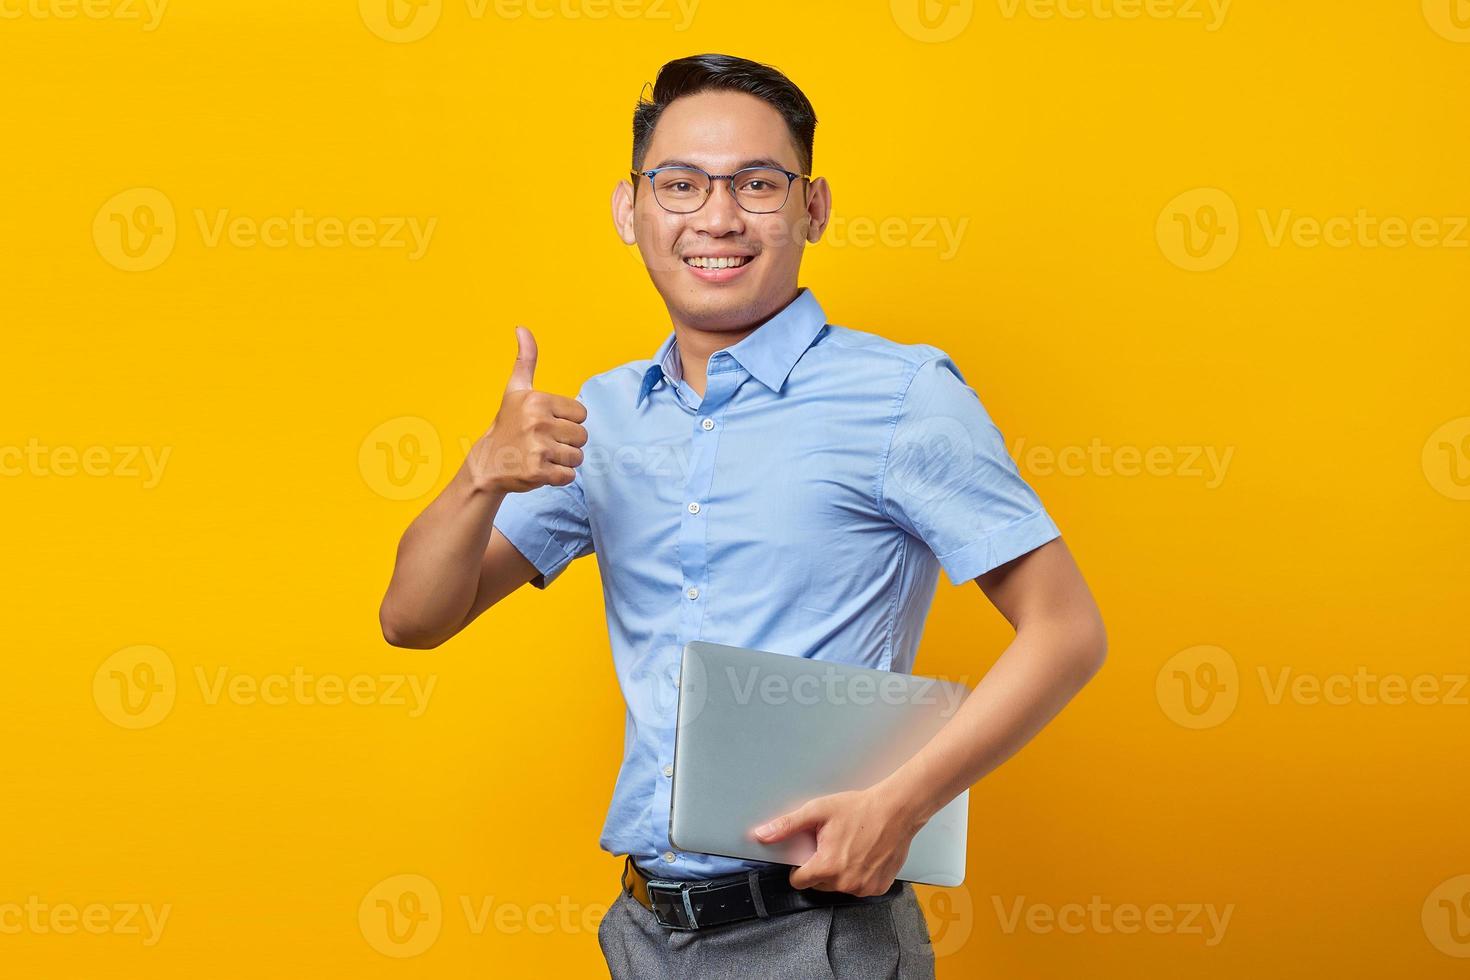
[635,288,827,408]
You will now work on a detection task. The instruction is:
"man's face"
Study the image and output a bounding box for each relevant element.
[612,90,830,333]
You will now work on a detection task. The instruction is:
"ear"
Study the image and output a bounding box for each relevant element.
[611,178,637,245]
[803,176,832,244]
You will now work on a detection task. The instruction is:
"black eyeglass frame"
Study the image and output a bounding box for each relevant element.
[630,164,812,214]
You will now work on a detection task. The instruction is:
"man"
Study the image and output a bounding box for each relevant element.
[379,53,1106,979]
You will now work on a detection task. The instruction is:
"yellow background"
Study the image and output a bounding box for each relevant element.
[3,0,1468,976]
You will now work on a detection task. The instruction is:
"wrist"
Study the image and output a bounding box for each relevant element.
[457,456,508,499]
[871,767,936,835]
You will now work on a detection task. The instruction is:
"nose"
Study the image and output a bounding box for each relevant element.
[690,177,747,237]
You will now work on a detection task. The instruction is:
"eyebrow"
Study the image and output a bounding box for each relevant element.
[646,157,794,172]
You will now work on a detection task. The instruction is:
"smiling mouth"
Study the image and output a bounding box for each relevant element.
[683,255,754,269]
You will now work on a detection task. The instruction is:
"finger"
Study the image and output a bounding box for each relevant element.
[754,802,823,843]
[544,393,588,423]
[540,463,576,487]
[789,862,833,891]
[506,326,538,392]
[543,442,584,469]
[547,418,588,448]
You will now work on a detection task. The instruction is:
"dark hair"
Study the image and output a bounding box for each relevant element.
[631,53,817,174]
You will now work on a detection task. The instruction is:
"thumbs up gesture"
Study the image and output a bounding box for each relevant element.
[468,326,588,494]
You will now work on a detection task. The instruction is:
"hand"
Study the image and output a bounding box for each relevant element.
[752,786,926,897]
[466,326,588,494]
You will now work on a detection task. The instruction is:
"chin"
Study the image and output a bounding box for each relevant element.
[675,291,766,330]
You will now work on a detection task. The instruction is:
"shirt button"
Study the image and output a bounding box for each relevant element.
[663,851,677,863]
[662,764,674,777]
[686,587,699,600]
[701,418,715,430]
[687,501,701,515]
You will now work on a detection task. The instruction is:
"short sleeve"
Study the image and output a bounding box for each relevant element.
[878,354,1060,585]
[490,391,595,590]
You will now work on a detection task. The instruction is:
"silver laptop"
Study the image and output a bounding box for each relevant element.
[668,640,971,887]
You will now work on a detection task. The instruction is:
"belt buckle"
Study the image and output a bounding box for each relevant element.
[645,879,700,931]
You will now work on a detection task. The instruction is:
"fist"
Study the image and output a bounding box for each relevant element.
[469,326,588,494]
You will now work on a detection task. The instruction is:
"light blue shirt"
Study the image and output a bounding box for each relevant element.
[492,287,1060,879]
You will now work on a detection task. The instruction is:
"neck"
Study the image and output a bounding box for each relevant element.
[671,288,800,397]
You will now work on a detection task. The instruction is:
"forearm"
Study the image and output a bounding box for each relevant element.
[379,462,506,646]
[877,616,1106,826]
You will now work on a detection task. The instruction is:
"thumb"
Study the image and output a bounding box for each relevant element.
[506,325,538,392]
[754,801,825,843]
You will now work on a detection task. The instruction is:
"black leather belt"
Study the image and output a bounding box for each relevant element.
[621,854,903,931]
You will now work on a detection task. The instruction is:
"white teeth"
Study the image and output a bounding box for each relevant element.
[684,256,751,269]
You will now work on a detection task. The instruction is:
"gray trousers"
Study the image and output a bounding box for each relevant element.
[598,880,937,979]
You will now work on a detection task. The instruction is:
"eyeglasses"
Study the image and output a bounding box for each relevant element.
[631,165,810,215]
